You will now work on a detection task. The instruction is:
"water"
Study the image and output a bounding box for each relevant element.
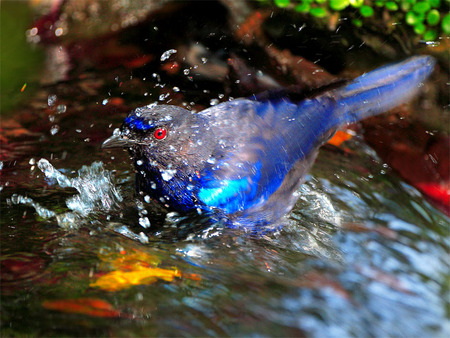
[1,3,449,337]
[2,84,448,335]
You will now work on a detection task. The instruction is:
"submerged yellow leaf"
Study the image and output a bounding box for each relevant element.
[90,247,196,292]
[91,266,181,291]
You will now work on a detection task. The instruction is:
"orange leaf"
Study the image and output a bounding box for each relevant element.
[328,130,354,147]
[42,298,122,318]
[90,266,181,291]
[181,273,202,281]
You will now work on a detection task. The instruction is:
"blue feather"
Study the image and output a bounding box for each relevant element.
[125,116,154,131]
[198,162,262,214]
[332,55,435,126]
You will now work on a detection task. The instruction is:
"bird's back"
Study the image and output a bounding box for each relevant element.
[194,56,436,225]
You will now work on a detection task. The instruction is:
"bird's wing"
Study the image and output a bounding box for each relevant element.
[194,56,436,215]
[194,99,332,214]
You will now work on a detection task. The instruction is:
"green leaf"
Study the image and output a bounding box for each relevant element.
[413,1,431,13]
[413,22,426,34]
[352,18,363,27]
[406,11,419,25]
[423,29,437,41]
[310,7,327,17]
[295,2,311,12]
[429,0,440,8]
[274,0,290,8]
[385,1,399,10]
[426,9,440,26]
[349,0,364,7]
[442,13,450,34]
[330,0,349,11]
[406,11,425,25]
[360,5,374,17]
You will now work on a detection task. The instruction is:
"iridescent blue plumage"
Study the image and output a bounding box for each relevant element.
[103,56,435,227]
[124,115,154,131]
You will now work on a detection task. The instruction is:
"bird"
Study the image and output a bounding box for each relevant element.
[103,56,435,228]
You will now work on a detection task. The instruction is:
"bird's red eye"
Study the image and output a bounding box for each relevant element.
[154,128,167,140]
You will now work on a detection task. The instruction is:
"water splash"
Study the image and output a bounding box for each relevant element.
[297,180,342,226]
[9,159,122,229]
[160,49,177,61]
[9,194,57,219]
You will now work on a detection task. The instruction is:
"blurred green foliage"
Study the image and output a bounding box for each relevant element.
[270,0,449,41]
[1,1,43,115]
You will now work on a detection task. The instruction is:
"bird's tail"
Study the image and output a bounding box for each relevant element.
[332,55,435,126]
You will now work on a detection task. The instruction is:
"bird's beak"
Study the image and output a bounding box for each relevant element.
[102,134,135,149]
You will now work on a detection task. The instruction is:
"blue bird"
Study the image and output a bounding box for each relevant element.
[103,56,435,227]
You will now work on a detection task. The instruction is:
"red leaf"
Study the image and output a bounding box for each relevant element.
[42,298,123,318]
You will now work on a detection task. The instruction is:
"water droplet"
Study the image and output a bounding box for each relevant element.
[144,195,151,203]
[139,217,151,228]
[173,86,180,92]
[136,160,143,166]
[56,104,66,114]
[159,93,169,101]
[160,49,177,61]
[50,125,59,135]
[138,232,149,244]
[201,57,207,64]
[55,27,63,36]
[183,69,190,75]
[152,73,161,82]
[48,94,57,107]
[102,99,109,105]
[161,168,177,181]
[29,158,36,165]
[27,27,38,37]
[151,182,157,189]
[210,99,219,106]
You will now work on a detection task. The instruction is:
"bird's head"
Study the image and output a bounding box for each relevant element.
[102,104,212,173]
